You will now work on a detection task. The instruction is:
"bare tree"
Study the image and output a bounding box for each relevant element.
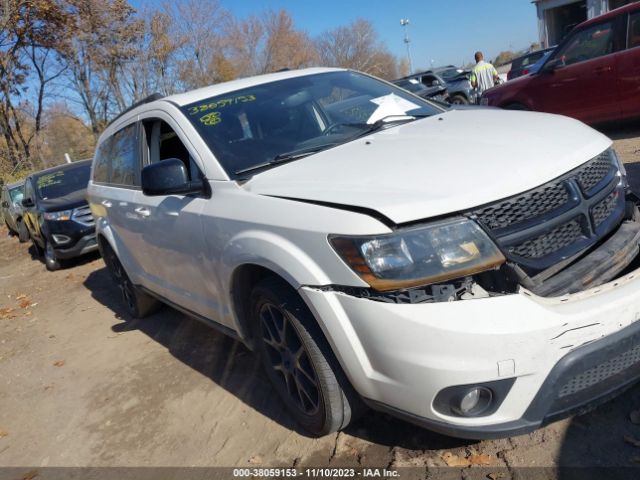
[316,19,399,79]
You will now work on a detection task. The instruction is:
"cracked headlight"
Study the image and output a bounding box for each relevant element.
[330,218,505,291]
[43,209,72,221]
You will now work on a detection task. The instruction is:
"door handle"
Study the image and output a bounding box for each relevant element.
[134,207,151,217]
[593,66,612,74]
[101,200,112,208]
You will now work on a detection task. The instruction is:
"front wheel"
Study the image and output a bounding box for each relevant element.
[450,94,469,105]
[504,102,529,111]
[17,220,29,243]
[44,241,61,271]
[251,277,365,436]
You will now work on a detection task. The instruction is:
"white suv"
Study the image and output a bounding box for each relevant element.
[87,68,640,438]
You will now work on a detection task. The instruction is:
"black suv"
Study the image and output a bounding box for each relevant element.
[22,160,96,270]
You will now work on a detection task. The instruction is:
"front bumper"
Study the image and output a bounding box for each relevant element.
[300,266,640,439]
[53,233,98,259]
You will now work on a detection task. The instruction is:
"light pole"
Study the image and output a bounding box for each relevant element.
[400,19,413,74]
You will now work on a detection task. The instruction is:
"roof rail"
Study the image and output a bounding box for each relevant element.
[107,92,164,128]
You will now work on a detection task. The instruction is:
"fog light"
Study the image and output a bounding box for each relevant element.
[52,234,71,245]
[455,387,492,416]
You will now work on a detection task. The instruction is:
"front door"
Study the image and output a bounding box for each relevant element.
[531,18,620,123]
[130,114,214,319]
[617,10,640,120]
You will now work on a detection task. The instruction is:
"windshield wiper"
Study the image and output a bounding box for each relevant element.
[349,114,430,139]
[234,142,340,176]
[234,115,430,177]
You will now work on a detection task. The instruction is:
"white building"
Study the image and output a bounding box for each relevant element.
[533,0,634,47]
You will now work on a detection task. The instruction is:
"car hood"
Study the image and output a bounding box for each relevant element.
[39,188,88,213]
[244,109,612,225]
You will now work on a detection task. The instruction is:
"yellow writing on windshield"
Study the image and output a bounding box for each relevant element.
[188,94,256,116]
[37,171,65,189]
[200,111,221,126]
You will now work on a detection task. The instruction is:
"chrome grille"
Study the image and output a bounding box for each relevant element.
[472,150,623,271]
[72,205,94,226]
[558,343,640,398]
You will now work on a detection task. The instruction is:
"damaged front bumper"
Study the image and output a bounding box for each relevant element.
[300,251,640,439]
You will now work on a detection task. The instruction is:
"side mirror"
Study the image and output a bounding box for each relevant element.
[141,158,204,196]
[21,197,34,208]
[542,57,565,73]
[1,201,8,208]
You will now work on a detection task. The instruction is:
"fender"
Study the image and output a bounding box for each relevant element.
[221,229,332,289]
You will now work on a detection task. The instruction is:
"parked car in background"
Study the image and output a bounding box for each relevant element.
[432,66,478,104]
[1,180,29,242]
[482,3,640,125]
[392,78,448,102]
[22,160,96,271]
[507,47,556,80]
[89,67,640,440]
[397,69,473,104]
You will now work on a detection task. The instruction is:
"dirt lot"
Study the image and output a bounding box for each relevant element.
[1,125,640,478]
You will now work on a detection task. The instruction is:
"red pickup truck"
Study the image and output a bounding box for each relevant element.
[482,2,640,125]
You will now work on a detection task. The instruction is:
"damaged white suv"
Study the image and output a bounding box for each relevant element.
[88,68,640,438]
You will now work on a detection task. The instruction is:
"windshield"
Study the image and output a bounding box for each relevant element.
[438,68,465,80]
[35,163,90,200]
[181,71,441,178]
[9,186,23,204]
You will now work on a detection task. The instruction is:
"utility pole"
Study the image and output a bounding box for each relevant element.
[400,19,413,74]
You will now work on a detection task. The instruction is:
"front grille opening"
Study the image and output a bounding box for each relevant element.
[509,218,585,259]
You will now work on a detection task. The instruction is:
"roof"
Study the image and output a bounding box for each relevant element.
[29,159,92,179]
[5,179,24,189]
[165,67,345,107]
[579,1,640,29]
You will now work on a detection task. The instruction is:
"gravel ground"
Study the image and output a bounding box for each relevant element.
[0,123,640,479]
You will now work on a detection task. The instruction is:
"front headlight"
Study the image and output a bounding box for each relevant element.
[330,218,505,291]
[43,209,72,221]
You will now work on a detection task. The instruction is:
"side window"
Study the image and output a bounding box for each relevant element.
[93,138,112,183]
[93,123,140,187]
[556,21,614,66]
[110,124,140,186]
[142,119,202,181]
[630,12,640,49]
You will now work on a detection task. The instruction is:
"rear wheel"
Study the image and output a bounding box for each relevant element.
[44,241,61,271]
[101,242,160,318]
[17,219,29,243]
[251,277,365,436]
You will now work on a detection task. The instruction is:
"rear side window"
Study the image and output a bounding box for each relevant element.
[93,123,140,187]
[557,21,614,65]
[630,12,640,49]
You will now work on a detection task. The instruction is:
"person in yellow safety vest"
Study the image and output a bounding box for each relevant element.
[469,51,499,100]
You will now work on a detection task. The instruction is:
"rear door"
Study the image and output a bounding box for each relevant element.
[531,18,621,123]
[616,9,640,120]
[90,121,147,279]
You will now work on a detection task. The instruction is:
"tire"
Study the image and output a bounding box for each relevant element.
[17,219,29,243]
[32,238,44,257]
[450,94,469,105]
[44,241,61,271]
[250,277,365,436]
[504,102,529,111]
[101,242,160,318]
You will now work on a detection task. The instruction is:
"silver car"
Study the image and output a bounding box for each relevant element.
[1,180,29,242]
